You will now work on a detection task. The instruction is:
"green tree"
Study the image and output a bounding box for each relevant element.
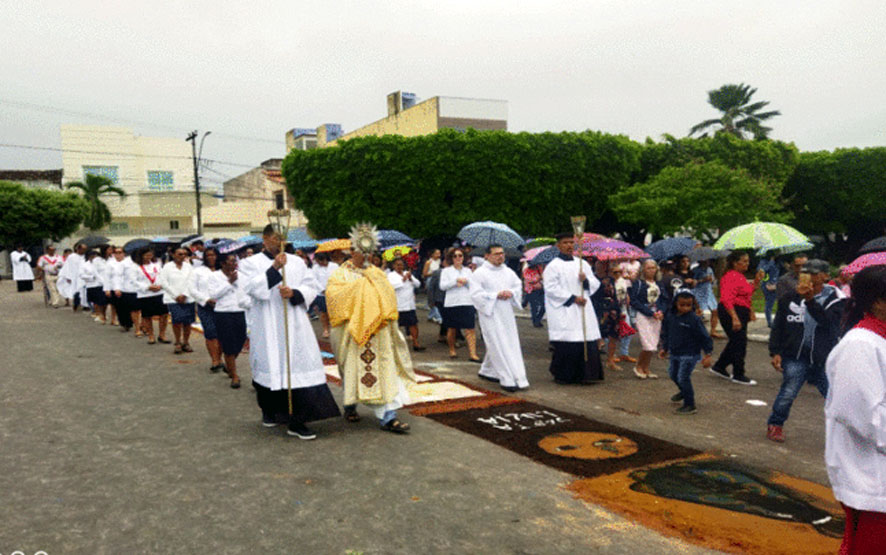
[0,180,88,246]
[784,147,886,260]
[609,161,788,242]
[65,173,125,230]
[689,83,781,140]
[282,129,641,238]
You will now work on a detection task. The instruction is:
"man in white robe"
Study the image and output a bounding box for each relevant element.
[57,243,87,310]
[469,244,529,392]
[11,246,35,292]
[543,233,604,384]
[238,225,340,440]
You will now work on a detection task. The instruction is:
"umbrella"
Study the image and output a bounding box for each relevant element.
[521,246,549,261]
[286,228,317,248]
[383,245,413,261]
[525,237,556,250]
[78,235,109,248]
[220,240,247,255]
[843,252,886,276]
[205,237,231,248]
[714,222,811,253]
[181,235,204,247]
[377,230,414,250]
[689,247,731,263]
[457,221,524,249]
[238,234,264,246]
[858,236,886,255]
[123,238,151,254]
[645,237,699,262]
[578,232,607,255]
[582,238,646,261]
[529,246,559,267]
[315,238,351,253]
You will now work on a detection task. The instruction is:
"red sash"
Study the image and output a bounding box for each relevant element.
[140,264,158,284]
[855,314,886,341]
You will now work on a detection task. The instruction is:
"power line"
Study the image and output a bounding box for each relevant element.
[0,98,286,146]
[0,142,256,168]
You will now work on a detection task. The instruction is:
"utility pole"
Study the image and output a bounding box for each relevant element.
[186,130,211,235]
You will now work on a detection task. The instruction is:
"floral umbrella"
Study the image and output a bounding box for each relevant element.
[582,239,646,261]
[382,245,414,261]
[315,238,351,253]
[843,252,886,276]
[457,221,524,249]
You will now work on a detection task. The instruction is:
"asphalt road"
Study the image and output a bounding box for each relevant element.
[2,280,830,554]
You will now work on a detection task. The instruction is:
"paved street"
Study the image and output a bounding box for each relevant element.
[2,280,832,554]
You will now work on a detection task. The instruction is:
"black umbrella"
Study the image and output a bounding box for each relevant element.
[123,238,152,254]
[689,247,730,263]
[858,236,886,255]
[78,235,110,248]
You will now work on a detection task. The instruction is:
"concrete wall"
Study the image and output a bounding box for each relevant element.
[330,97,440,145]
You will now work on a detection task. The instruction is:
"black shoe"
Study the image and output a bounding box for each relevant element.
[261,413,279,428]
[210,364,224,374]
[500,385,519,392]
[675,405,697,415]
[287,423,317,440]
[412,345,426,352]
[731,375,757,386]
[670,392,684,403]
[478,374,499,383]
[709,366,731,380]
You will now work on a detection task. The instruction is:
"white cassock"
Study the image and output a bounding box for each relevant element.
[238,251,325,390]
[543,255,601,342]
[57,253,84,300]
[543,254,603,383]
[470,262,529,389]
[11,251,34,281]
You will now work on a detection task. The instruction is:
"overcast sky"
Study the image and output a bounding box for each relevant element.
[2,0,884,186]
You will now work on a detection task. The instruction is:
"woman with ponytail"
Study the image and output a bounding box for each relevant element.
[824,265,886,553]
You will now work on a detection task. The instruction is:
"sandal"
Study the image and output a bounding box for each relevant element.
[147,339,156,345]
[230,378,241,389]
[209,364,225,374]
[344,408,361,423]
[632,367,647,379]
[181,344,193,353]
[381,419,410,434]
[157,337,172,344]
[174,343,183,354]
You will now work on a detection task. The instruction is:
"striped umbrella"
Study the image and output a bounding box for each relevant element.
[582,239,646,261]
[714,223,811,253]
[843,252,886,276]
[457,221,524,249]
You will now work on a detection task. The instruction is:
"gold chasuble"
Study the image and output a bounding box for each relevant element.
[326,261,416,405]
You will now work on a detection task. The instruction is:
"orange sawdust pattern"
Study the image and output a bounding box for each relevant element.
[566,453,842,555]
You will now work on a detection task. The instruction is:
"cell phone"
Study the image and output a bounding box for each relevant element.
[798,273,812,287]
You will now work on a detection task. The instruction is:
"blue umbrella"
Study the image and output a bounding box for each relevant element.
[287,228,317,247]
[238,234,263,246]
[151,236,173,244]
[645,237,699,262]
[457,221,524,249]
[220,240,247,254]
[123,238,151,254]
[205,237,231,248]
[378,230,414,250]
[529,246,559,267]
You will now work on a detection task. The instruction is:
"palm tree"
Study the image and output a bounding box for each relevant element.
[689,83,781,140]
[65,174,126,230]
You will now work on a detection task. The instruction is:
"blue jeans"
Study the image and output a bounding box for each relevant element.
[767,358,828,427]
[526,289,545,327]
[427,306,442,322]
[619,308,636,355]
[668,355,700,408]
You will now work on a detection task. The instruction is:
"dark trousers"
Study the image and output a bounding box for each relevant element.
[714,304,750,378]
[526,289,545,327]
[112,293,134,329]
[668,354,700,408]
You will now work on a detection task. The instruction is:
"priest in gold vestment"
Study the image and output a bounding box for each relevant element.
[326,224,416,433]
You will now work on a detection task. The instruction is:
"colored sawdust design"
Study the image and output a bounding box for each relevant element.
[425,401,699,478]
[567,454,843,555]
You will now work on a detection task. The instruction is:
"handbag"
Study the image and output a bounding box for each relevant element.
[617,314,637,338]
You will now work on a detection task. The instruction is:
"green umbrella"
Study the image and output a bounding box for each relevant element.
[525,237,556,250]
[714,222,811,253]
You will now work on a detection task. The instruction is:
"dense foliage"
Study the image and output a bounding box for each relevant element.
[610,161,788,242]
[785,147,886,259]
[0,180,88,247]
[282,129,641,238]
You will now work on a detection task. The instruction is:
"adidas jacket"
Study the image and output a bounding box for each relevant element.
[768,286,847,367]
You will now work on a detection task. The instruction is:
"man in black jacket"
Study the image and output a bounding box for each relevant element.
[766,259,847,442]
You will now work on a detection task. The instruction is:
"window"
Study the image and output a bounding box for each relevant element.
[109,222,129,232]
[169,220,180,230]
[147,171,174,191]
[275,191,285,210]
[83,165,119,184]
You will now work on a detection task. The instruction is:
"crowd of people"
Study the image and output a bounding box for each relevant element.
[10,229,886,551]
